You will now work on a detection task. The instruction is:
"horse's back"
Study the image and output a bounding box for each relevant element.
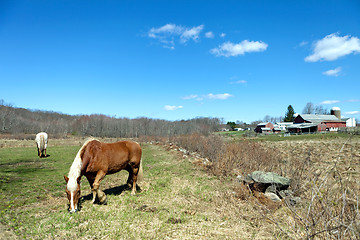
[106,141,142,165]
[123,141,142,160]
[36,132,48,140]
[35,132,48,148]
[81,140,141,175]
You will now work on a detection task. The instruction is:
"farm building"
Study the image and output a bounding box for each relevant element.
[272,127,282,134]
[254,122,274,133]
[288,113,346,134]
[274,122,294,131]
[342,117,357,127]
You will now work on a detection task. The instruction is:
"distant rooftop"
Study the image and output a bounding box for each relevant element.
[276,122,293,125]
[257,122,271,126]
[288,123,318,129]
[298,114,343,123]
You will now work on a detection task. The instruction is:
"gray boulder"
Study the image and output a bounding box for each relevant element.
[265,185,278,194]
[246,171,291,193]
[237,171,297,203]
[264,192,281,202]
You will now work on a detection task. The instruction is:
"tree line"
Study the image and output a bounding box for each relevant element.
[0,100,221,138]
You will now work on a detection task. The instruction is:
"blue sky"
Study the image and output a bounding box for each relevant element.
[0,0,359,123]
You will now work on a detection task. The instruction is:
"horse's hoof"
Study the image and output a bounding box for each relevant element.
[102,199,107,205]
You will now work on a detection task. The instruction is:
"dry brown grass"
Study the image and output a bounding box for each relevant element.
[169,134,360,239]
[262,138,360,239]
[0,135,131,149]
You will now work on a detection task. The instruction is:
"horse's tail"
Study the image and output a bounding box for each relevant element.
[137,159,144,182]
[39,135,45,151]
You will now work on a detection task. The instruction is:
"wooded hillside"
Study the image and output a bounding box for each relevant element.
[0,100,221,138]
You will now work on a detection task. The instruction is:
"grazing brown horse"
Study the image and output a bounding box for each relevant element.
[64,139,143,213]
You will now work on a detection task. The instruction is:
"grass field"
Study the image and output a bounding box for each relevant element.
[1,134,359,239]
[0,139,278,239]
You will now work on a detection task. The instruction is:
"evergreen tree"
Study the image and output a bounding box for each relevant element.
[226,121,237,131]
[284,105,295,122]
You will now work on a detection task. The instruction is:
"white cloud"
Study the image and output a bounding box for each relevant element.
[347,99,360,102]
[164,105,183,111]
[220,33,226,38]
[182,94,198,100]
[163,45,175,50]
[205,31,214,38]
[305,33,360,62]
[320,100,340,105]
[322,67,342,77]
[206,93,233,100]
[299,41,308,47]
[210,40,268,57]
[180,25,204,43]
[182,93,233,101]
[148,24,183,37]
[345,111,360,115]
[230,80,247,84]
[148,23,204,48]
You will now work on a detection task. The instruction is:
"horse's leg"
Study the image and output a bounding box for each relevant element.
[130,164,140,195]
[44,148,47,157]
[93,171,107,204]
[37,147,41,158]
[86,176,96,204]
[125,164,133,188]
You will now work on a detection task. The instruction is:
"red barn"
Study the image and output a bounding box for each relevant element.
[289,114,346,133]
[254,122,274,133]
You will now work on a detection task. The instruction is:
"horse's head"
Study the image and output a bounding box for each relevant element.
[64,175,81,213]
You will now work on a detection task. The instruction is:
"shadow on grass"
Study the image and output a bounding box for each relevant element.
[81,184,142,204]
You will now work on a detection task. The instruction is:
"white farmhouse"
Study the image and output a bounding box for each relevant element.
[342,117,356,127]
[274,122,294,131]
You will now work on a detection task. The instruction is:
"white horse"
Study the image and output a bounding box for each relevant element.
[35,132,48,158]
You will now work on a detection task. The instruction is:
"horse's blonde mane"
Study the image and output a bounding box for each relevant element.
[67,138,98,191]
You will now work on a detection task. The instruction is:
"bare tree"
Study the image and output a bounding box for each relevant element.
[263,115,271,122]
[302,102,314,114]
[0,101,222,138]
[314,105,328,115]
[0,100,16,132]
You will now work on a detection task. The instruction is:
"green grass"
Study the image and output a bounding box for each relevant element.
[216,131,247,137]
[0,146,79,210]
[0,142,272,239]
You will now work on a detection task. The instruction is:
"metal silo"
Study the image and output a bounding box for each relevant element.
[331,107,341,119]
